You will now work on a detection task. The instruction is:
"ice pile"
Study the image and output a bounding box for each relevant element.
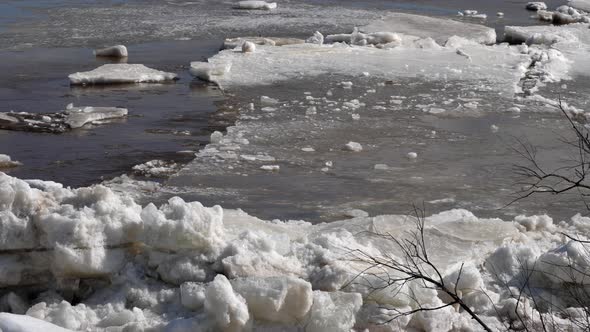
[132,159,180,178]
[0,171,589,331]
[93,45,128,58]
[69,64,178,85]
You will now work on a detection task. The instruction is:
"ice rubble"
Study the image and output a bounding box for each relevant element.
[93,45,128,58]
[69,64,178,85]
[64,105,128,129]
[0,171,589,331]
[222,37,304,50]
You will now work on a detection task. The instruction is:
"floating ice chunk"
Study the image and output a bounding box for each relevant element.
[0,313,74,332]
[526,2,548,11]
[189,62,231,82]
[507,106,521,113]
[306,31,324,45]
[233,1,277,10]
[306,291,363,332]
[339,81,353,89]
[407,152,418,159]
[69,64,177,85]
[343,141,363,152]
[231,276,313,323]
[351,113,360,120]
[210,131,223,144]
[205,275,251,331]
[260,165,280,171]
[458,10,487,19]
[497,12,505,17]
[241,41,256,53]
[132,159,179,178]
[0,154,22,168]
[93,45,128,58]
[260,96,279,105]
[64,105,128,128]
[301,147,315,152]
[374,163,389,170]
[490,124,499,132]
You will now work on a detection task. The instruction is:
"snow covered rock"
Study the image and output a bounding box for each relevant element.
[0,154,22,168]
[526,2,548,11]
[93,45,128,58]
[343,141,363,152]
[69,64,177,85]
[233,1,276,10]
[241,41,256,53]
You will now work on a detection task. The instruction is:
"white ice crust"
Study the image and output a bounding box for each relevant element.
[0,171,589,331]
[69,64,178,85]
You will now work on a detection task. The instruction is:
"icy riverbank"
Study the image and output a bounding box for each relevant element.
[0,171,589,331]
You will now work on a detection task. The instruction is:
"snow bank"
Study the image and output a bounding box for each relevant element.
[93,45,128,58]
[69,64,178,85]
[0,171,589,331]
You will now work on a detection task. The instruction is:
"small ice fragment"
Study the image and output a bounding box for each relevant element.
[262,107,276,112]
[326,90,333,97]
[248,103,255,111]
[507,106,521,113]
[234,0,277,10]
[94,45,128,58]
[306,106,317,115]
[301,147,315,152]
[526,2,547,11]
[351,114,360,120]
[66,103,74,110]
[344,141,363,152]
[210,131,223,144]
[362,72,370,77]
[407,152,418,159]
[456,49,471,60]
[321,167,329,172]
[340,81,353,89]
[260,96,279,105]
[374,164,389,170]
[260,165,280,171]
[366,89,376,94]
[325,161,333,167]
[306,31,324,45]
[242,41,256,53]
[497,12,504,17]
[490,124,499,132]
[41,116,52,122]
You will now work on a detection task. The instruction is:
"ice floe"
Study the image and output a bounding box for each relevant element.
[0,154,22,168]
[526,2,548,11]
[69,64,178,85]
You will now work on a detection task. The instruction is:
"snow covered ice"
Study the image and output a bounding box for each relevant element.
[69,64,178,85]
